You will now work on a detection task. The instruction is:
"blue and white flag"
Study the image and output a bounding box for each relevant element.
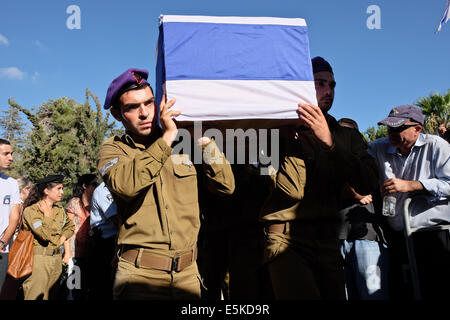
[436,0,450,34]
[156,15,317,124]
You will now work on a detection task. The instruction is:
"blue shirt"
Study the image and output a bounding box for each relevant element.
[90,182,118,239]
[369,134,450,231]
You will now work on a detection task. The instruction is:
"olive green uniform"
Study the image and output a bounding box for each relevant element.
[22,203,75,300]
[98,133,235,300]
[260,117,379,299]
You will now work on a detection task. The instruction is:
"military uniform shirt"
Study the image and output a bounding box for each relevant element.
[98,134,235,253]
[260,115,379,237]
[23,203,75,248]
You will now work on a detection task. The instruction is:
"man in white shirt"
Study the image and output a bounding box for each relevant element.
[368,105,450,299]
[0,139,21,294]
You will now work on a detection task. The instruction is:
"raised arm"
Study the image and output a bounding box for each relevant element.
[200,138,235,195]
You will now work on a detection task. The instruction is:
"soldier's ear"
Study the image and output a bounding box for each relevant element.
[110,107,122,122]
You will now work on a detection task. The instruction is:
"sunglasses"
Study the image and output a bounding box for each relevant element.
[388,124,418,133]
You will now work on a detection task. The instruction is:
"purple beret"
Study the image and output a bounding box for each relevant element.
[103,68,150,110]
[378,104,425,127]
[311,56,333,74]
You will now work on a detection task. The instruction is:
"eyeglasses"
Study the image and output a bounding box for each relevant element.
[387,124,418,133]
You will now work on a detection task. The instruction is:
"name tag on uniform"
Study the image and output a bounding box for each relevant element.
[3,195,10,205]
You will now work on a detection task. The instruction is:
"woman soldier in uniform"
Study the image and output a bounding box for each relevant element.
[21,174,75,300]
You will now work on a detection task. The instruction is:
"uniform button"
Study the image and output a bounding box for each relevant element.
[165,204,169,210]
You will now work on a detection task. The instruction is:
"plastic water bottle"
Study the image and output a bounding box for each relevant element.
[382,195,396,217]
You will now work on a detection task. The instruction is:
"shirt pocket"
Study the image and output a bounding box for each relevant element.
[172,163,198,205]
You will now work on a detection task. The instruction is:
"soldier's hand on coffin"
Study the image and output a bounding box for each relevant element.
[297,103,333,149]
[160,95,181,147]
[195,136,211,146]
[185,123,212,146]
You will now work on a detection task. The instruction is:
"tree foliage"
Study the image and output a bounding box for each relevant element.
[415,89,450,134]
[363,89,449,142]
[4,89,119,201]
[0,105,28,177]
[363,125,388,142]
[0,104,26,144]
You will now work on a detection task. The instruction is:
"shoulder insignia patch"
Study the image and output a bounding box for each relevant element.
[33,220,42,230]
[101,158,119,177]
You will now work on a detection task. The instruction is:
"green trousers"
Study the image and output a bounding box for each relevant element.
[113,255,202,300]
[23,254,62,300]
[264,230,346,300]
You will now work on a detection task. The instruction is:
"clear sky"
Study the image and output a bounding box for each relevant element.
[1,0,449,133]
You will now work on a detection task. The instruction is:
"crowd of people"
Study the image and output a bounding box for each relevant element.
[0,56,449,301]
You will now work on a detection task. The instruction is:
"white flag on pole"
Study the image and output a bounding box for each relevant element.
[436,0,450,33]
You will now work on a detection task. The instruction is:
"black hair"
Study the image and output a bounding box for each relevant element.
[23,181,62,209]
[112,82,153,110]
[71,174,97,199]
[0,138,11,146]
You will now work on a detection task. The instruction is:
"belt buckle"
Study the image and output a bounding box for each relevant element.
[171,256,180,272]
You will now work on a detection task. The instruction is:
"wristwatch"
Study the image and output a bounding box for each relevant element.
[0,240,6,250]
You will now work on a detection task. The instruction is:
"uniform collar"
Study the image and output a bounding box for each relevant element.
[122,133,145,150]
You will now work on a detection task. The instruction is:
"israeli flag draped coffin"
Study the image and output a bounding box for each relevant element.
[156,15,317,127]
